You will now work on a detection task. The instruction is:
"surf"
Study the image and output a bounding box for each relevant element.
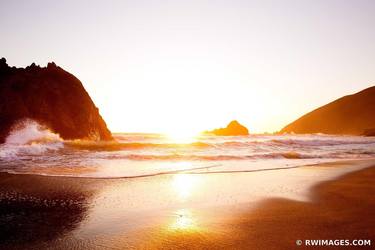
[1,119,375,178]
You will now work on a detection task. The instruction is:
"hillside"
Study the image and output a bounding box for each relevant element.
[281,86,375,135]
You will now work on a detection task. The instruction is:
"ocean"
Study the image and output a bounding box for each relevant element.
[1,120,375,178]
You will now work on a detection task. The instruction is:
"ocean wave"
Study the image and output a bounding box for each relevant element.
[92,151,321,161]
[220,141,256,147]
[0,119,64,158]
[63,140,212,151]
[5,119,62,145]
[2,125,375,172]
[269,138,375,147]
[0,142,63,158]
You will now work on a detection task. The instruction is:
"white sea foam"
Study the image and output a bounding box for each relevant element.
[0,119,63,158]
[5,119,62,145]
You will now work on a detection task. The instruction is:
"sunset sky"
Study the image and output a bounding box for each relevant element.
[1,0,375,134]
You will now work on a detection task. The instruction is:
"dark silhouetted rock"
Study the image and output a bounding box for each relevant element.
[280,86,375,135]
[0,57,113,143]
[204,120,249,136]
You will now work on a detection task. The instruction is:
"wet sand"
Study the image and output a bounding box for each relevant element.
[0,162,374,249]
[213,165,375,250]
[0,173,102,249]
[119,165,375,250]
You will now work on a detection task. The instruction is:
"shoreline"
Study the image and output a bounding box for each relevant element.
[1,157,374,180]
[0,159,374,249]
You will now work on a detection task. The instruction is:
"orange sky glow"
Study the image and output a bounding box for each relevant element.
[1,1,374,134]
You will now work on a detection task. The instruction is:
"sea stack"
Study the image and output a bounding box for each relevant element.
[280,86,375,135]
[0,58,113,143]
[205,120,249,136]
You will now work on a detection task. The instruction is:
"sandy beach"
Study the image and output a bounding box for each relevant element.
[0,159,374,249]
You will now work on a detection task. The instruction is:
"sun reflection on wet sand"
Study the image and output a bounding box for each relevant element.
[169,209,197,231]
[172,173,199,201]
[168,172,202,233]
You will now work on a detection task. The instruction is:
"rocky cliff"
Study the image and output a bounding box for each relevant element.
[0,58,113,143]
[280,86,375,135]
[204,120,249,136]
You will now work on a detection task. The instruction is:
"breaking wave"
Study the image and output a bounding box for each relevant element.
[5,119,62,145]
[0,119,63,158]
